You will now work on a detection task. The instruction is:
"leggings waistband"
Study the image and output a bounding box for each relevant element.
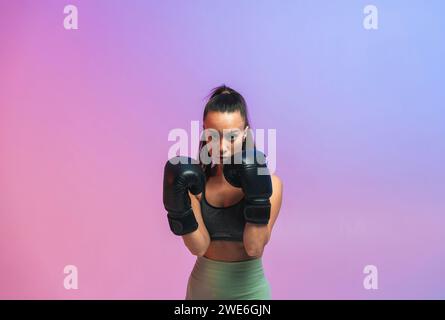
[186,256,271,299]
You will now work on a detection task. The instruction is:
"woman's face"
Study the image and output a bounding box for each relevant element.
[203,111,247,163]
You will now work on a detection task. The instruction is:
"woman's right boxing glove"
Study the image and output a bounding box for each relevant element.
[163,156,205,235]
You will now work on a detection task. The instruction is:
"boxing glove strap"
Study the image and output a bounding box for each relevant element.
[167,208,199,236]
[244,202,271,225]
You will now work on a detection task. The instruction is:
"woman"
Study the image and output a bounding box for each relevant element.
[163,85,283,299]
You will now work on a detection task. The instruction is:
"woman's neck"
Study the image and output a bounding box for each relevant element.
[214,164,223,176]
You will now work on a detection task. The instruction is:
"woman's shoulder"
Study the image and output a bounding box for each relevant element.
[270,174,283,197]
[271,174,283,188]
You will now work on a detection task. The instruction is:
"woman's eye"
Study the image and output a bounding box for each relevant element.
[227,134,237,142]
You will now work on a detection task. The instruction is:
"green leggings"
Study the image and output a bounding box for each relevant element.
[185,256,271,300]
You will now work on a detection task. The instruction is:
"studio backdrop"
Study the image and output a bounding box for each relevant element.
[1,0,444,299]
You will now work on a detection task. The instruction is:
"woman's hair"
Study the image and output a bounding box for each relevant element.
[198,84,254,180]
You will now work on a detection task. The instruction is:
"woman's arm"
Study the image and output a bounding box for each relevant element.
[243,175,283,257]
[182,192,211,256]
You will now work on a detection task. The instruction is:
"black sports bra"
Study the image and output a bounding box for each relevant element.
[200,188,246,242]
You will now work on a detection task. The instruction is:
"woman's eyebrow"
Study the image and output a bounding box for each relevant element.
[206,129,241,136]
[223,129,241,134]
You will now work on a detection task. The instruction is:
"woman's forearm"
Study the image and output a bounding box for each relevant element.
[182,230,210,256]
[243,223,270,257]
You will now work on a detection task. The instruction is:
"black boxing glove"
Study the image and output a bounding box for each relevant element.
[163,156,205,235]
[223,149,272,225]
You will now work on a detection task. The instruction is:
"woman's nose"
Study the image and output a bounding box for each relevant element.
[220,139,230,155]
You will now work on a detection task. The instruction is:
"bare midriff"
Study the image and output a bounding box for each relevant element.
[204,240,255,262]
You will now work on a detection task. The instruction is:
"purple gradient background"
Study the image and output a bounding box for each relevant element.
[1,0,444,299]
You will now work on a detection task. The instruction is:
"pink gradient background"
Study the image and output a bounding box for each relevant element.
[1,1,444,299]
